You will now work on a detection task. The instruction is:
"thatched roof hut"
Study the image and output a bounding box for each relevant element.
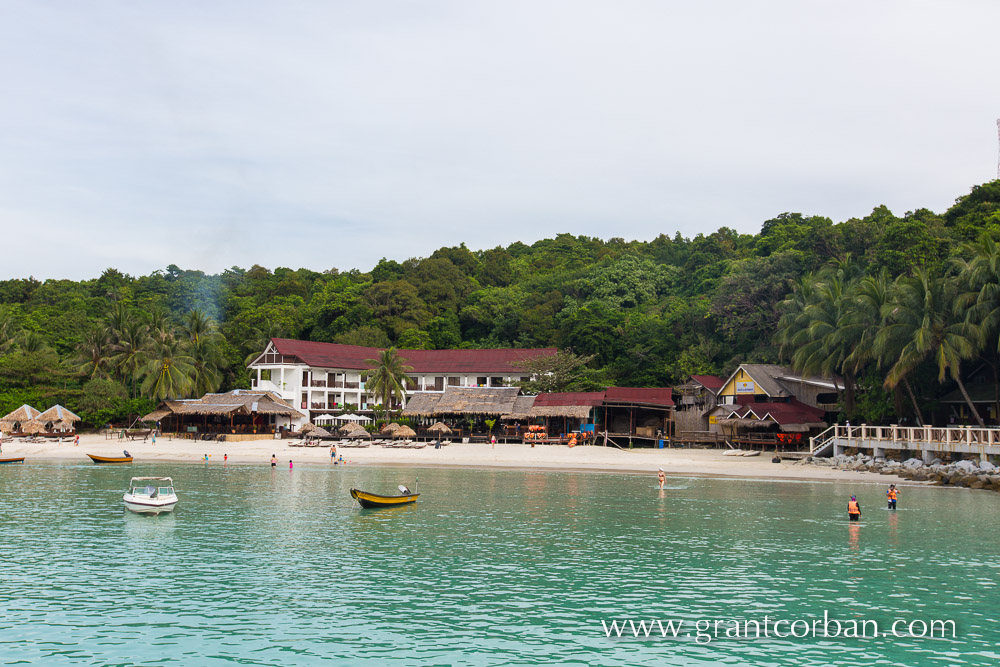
[142,390,302,421]
[380,422,401,435]
[1,404,41,425]
[37,405,81,424]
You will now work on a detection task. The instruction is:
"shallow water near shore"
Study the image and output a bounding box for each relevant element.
[1,462,998,665]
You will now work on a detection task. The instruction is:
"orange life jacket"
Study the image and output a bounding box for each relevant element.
[848,500,860,514]
[887,489,897,500]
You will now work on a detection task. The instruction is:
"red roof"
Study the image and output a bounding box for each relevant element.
[603,387,674,407]
[532,392,606,407]
[732,399,825,425]
[269,338,557,374]
[690,374,725,391]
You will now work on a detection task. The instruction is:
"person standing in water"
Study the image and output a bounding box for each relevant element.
[886,485,898,510]
[289,459,293,470]
[271,455,277,467]
[657,468,666,490]
[848,495,861,521]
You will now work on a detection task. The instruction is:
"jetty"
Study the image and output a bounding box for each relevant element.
[810,424,1000,462]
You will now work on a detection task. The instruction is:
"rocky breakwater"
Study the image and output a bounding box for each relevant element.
[807,454,1000,491]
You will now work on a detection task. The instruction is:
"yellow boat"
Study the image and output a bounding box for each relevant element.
[87,453,133,464]
[350,487,419,508]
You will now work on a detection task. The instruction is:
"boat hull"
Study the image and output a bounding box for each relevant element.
[350,488,419,508]
[0,457,25,464]
[123,496,178,514]
[88,454,133,464]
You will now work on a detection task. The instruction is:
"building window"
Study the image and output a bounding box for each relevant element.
[477,376,487,387]
[490,377,503,387]
[448,377,460,386]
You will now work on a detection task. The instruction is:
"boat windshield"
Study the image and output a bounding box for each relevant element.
[158,487,174,496]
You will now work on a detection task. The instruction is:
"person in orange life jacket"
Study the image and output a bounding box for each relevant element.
[886,484,898,510]
[848,495,861,521]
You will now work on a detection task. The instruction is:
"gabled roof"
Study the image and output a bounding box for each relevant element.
[721,364,842,397]
[142,390,303,421]
[690,375,725,392]
[730,399,825,426]
[1,404,41,423]
[604,387,674,408]
[37,405,81,423]
[261,338,557,374]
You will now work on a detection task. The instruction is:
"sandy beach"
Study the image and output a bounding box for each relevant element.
[1,433,918,486]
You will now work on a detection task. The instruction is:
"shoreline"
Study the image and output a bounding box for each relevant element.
[0,433,924,487]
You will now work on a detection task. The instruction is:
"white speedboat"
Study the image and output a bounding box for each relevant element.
[123,477,178,514]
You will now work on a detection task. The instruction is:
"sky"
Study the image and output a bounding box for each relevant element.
[1,0,999,280]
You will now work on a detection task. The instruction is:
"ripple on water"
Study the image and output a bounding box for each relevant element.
[0,464,997,665]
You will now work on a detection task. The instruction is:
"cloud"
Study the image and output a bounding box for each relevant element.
[0,0,998,279]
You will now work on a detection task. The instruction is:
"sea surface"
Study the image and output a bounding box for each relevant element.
[1,462,998,666]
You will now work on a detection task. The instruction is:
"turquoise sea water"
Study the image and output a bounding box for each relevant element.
[1,462,998,666]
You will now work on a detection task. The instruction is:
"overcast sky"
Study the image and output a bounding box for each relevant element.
[1,1,999,280]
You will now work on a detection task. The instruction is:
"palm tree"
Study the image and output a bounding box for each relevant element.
[18,330,50,353]
[0,312,17,353]
[140,338,196,400]
[189,335,224,396]
[182,309,214,346]
[363,347,414,418]
[876,268,984,426]
[955,234,1000,420]
[111,320,151,398]
[76,326,114,379]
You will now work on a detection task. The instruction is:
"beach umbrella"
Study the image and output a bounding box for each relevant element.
[356,414,371,423]
[427,421,452,435]
[300,422,318,434]
[54,420,75,431]
[311,426,333,438]
[315,414,336,424]
[394,425,416,439]
[380,422,401,435]
[21,419,46,434]
[338,413,362,422]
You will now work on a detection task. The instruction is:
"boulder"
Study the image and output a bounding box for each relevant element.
[903,458,924,469]
[911,471,928,481]
[954,460,979,474]
[970,480,986,489]
[979,461,997,473]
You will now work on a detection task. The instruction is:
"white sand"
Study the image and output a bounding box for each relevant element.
[1,433,916,486]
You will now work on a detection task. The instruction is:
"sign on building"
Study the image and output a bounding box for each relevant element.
[736,381,755,394]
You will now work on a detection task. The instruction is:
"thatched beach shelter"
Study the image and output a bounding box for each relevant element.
[38,405,81,432]
[380,422,401,435]
[426,421,452,435]
[402,387,521,418]
[20,419,46,434]
[394,425,416,439]
[340,423,369,437]
[0,404,41,433]
[299,422,318,434]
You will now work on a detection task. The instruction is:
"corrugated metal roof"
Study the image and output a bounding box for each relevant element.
[689,375,725,391]
[603,387,674,407]
[532,392,606,407]
[267,338,557,373]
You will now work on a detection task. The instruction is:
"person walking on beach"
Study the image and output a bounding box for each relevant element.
[271,455,277,467]
[657,468,665,490]
[848,495,861,521]
[74,434,80,447]
[886,485,898,510]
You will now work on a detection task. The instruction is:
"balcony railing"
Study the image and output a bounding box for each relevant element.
[310,380,327,387]
[310,402,326,409]
[344,382,360,389]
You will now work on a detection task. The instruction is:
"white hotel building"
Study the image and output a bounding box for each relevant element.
[248,338,555,419]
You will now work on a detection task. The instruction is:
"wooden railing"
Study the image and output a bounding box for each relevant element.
[811,424,1000,453]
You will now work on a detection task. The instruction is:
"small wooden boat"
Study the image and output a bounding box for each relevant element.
[0,457,25,464]
[87,453,133,464]
[350,486,419,508]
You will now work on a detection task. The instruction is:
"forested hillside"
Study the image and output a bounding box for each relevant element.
[2,181,1000,427]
